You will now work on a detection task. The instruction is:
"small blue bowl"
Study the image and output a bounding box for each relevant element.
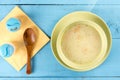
[6,18,21,32]
[0,44,14,57]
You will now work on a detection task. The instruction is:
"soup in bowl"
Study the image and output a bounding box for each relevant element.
[56,21,107,70]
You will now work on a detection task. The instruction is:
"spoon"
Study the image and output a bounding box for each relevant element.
[23,28,36,74]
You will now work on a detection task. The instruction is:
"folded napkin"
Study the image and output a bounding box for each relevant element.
[0,6,49,71]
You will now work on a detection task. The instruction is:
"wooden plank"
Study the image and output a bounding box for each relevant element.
[85,78,120,80]
[0,5,120,76]
[0,78,82,80]
[0,0,97,4]
[0,0,119,5]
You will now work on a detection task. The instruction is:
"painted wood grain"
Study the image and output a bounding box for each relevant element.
[0,0,120,4]
[0,0,97,5]
[0,78,83,80]
[85,78,120,80]
[0,5,120,77]
[0,77,120,80]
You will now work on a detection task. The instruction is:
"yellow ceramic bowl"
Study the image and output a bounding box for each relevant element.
[51,11,112,71]
[57,20,107,71]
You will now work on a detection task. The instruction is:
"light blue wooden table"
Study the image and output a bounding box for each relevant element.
[0,0,120,80]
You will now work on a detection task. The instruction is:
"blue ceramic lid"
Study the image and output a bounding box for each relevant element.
[6,18,21,32]
[0,44,14,57]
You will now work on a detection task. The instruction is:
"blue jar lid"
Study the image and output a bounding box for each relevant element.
[0,44,14,57]
[6,18,21,32]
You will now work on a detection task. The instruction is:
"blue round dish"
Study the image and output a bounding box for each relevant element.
[6,18,21,32]
[0,44,14,57]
